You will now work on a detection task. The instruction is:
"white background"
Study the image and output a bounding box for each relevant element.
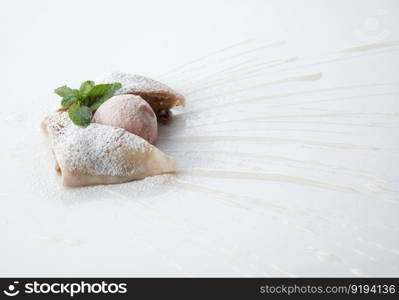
[0,0,399,276]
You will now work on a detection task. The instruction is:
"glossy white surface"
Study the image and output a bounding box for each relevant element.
[0,0,399,276]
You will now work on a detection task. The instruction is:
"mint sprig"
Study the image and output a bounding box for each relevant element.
[68,103,93,127]
[54,81,122,126]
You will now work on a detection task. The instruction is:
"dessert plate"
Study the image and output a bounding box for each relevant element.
[0,0,398,277]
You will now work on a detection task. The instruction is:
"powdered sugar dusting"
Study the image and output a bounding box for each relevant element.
[97,72,185,105]
[43,112,176,185]
[105,174,177,198]
[46,112,150,176]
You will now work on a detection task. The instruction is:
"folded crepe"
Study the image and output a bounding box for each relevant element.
[97,72,185,123]
[42,112,176,187]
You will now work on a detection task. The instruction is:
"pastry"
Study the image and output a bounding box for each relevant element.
[43,76,182,187]
[97,72,185,124]
[42,112,175,187]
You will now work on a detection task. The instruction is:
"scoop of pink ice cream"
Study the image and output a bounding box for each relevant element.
[93,94,158,143]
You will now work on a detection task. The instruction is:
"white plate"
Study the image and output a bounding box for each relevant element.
[0,0,398,277]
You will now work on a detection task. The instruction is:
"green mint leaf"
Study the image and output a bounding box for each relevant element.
[68,103,92,127]
[61,95,79,107]
[85,84,113,104]
[79,80,95,100]
[54,85,79,98]
[88,82,122,111]
[54,80,121,127]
